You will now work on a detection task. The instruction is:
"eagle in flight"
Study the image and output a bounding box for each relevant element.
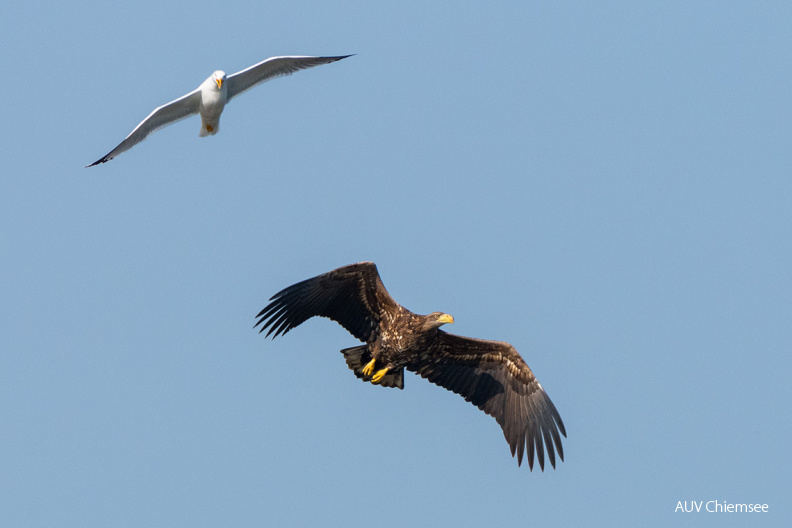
[255,262,566,469]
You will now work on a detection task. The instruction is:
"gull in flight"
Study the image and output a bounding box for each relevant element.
[87,54,352,167]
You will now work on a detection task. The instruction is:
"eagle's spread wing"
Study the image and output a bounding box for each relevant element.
[409,332,566,470]
[226,55,352,102]
[255,262,397,342]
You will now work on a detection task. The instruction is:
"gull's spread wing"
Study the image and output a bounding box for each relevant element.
[226,55,352,102]
[87,89,202,166]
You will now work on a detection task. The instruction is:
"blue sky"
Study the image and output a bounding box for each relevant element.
[2,1,790,526]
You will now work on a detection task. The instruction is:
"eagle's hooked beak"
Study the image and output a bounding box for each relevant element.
[437,313,454,325]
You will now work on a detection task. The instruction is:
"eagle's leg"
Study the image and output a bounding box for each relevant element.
[361,358,377,377]
[371,367,390,384]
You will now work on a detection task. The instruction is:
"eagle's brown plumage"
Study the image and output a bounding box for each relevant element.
[255,261,566,469]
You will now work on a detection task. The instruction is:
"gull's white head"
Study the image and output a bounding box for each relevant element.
[212,70,226,90]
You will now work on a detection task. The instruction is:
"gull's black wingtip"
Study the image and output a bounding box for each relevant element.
[86,157,109,168]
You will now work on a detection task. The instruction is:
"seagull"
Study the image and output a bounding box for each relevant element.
[87,55,352,167]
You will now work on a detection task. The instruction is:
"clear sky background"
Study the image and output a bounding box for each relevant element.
[2,1,790,526]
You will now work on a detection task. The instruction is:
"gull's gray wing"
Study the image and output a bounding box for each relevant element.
[225,55,352,102]
[87,88,202,166]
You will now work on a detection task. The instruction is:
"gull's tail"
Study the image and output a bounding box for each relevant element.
[199,118,220,137]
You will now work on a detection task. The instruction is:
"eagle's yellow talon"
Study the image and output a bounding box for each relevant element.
[361,358,376,377]
[371,367,389,384]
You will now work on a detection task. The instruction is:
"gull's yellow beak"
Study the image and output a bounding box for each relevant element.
[215,78,223,89]
[437,313,454,325]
